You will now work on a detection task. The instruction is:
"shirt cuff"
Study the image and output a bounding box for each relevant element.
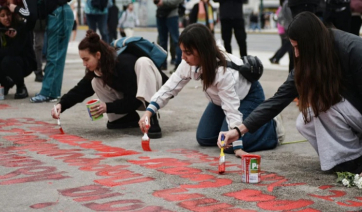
[233,139,243,150]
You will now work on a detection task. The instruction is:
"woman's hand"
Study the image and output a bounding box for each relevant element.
[217,129,239,149]
[90,102,106,118]
[5,28,16,38]
[51,104,62,119]
[139,111,152,133]
[8,4,16,13]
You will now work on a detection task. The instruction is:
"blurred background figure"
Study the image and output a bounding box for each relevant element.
[269,0,288,64]
[189,0,215,33]
[214,0,247,58]
[249,11,260,32]
[324,0,351,32]
[350,0,362,36]
[107,0,119,42]
[118,2,139,38]
[70,1,78,42]
[33,12,46,82]
[84,0,112,43]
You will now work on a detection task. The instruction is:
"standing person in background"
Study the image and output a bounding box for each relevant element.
[213,0,247,58]
[189,0,215,33]
[84,0,112,43]
[269,0,288,64]
[324,0,351,32]
[249,11,260,32]
[32,15,46,82]
[107,0,119,42]
[350,0,362,36]
[154,0,183,71]
[118,2,139,38]
[70,1,78,42]
[288,0,320,17]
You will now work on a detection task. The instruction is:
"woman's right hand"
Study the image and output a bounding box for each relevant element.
[51,104,62,119]
[139,111,153,133]
[217,124,248,148]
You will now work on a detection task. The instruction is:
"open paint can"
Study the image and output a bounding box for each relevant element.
[86,99,103,121]
[241,154,261,183]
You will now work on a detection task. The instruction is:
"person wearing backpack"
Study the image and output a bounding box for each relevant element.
[51,30,168,139]
[139,24,283,154]
[84,0,112,43]
[117,2,139,38]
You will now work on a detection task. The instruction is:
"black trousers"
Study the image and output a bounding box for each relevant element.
[220,18,247,58]
[0,56,28,87]
[271,34,289,62]
[350,15,362,36]
[324,5,351,33]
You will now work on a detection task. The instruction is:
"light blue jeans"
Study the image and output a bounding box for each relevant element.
[196,81,278,153]
[40,4,73,98]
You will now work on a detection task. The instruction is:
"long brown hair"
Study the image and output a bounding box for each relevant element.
[288,12,342,123]
[78,30,117,86]
[178,23,226,91]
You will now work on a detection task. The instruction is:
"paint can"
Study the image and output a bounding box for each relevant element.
[86,99,103,121]
[241,154,261,183]
[0,85,4,100]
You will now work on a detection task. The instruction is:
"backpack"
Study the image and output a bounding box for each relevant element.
[91,0,108,11]
[226,55,264,83]
[111,37,169,83]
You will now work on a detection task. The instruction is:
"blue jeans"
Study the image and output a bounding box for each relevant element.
[40,5,73,98]
[86,14,109,43]
[196,81,278,153]
[156,16,182,66]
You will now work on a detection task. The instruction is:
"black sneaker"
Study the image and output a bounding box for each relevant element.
[14,85,29,99]
[3,76,14,95]
[107,111,140,129]
[148,113,162,139]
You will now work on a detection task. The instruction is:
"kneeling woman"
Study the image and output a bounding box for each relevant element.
[51,30,167,138]
[139,24,279,156]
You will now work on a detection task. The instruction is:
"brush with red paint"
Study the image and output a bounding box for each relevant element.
[141,116,151,151]
[218,134,226,174]
[54,105,64,134]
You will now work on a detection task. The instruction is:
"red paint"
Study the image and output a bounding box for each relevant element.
[181,178,232,189]
[59,127,65,134]
[141,138,151,151]
[319,185,334,190]
[224,189,276,202]
[259,173,305,192]
[337,197,362,207]
[257,199,314,210]
[179,198,235,212]
[159,166,202,176]
[30,202,58,209]
[180,174,214,182]
[309,190,346,201]
[84,199,144,211]
[0,104,10,109]
[153,188,204,201]
[129,158,191,169]
[286,209,321,212]
[95,176,154,187]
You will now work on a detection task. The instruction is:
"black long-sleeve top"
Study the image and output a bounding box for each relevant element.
[59,53,143,114]
[244,29,362,133]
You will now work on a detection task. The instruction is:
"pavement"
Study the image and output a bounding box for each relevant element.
[0,28,361,212]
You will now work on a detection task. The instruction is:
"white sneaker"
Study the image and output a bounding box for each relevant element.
[274,114,285,144]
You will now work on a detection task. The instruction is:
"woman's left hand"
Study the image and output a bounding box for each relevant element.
[5,28,16,38]
[8,4,16,12]
[90,102,106,118]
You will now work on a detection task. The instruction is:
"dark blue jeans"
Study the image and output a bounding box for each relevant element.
[156,16,182,66]
[86,13,109,43]
[196,81,278,153]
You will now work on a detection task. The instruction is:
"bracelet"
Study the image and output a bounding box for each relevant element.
[233,127,242,139]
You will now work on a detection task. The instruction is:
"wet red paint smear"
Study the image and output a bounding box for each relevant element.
[0,104,10,110]
[30,202,58,209]
[319,185,334,190]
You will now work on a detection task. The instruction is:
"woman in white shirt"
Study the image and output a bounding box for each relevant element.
[139,23,279,156]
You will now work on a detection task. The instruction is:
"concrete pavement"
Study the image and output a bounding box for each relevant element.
[0,30,361,212]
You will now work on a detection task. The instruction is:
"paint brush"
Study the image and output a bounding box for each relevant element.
[141,116,151,151]
[54,105,64,134]
[218,134,225,174]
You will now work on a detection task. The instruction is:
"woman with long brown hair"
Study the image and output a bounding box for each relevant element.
[219,12,362,174]
[51,30,166,138]
[139,23,279,156]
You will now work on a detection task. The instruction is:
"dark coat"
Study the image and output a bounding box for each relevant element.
[213,0,244,20]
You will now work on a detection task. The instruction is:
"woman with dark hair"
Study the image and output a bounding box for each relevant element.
[139,23,279,156]
[219,12,362,174]
[51,30,167,138]
[0,6,36,99]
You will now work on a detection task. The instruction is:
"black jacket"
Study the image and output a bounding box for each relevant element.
[59,53,143,114]
[107,5,119,30]
[213,0,244,20]
[244,29,362,133]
